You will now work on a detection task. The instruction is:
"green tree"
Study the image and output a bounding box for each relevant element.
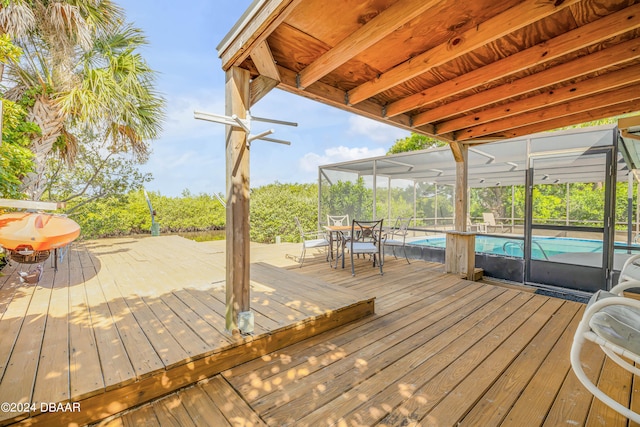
[44,134,152,213]
[0,98,37,198]
[387,133,447,154]
[321,177,373,222]
[250,182,318,243]
[1,1,165,199]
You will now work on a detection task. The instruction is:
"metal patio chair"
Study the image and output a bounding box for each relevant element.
[327,214,351,261]
[294,217,329,267]
[384,217,412,264]
[350,219,384,276]
[327,214,350,227]
[570,279,640,423]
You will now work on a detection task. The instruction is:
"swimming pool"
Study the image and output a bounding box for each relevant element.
[409,235,614,260]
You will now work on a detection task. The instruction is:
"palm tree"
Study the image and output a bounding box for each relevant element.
[0,0,164,200]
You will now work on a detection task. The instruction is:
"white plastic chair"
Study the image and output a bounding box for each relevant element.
[570,280,640,423]
[619,253,640,282]
[294,217,329,267]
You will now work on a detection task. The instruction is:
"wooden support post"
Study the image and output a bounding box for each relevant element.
[451,142,468,232]
[445,231,476,280]
[446,142,477,280]
[225,67,251,333]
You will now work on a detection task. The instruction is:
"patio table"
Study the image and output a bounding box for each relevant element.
[325,224,377,269]
[324,225,352,268]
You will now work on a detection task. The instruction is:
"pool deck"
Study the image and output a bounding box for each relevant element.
[96,238,640,427]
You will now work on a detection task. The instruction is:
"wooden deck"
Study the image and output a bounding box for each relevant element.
[103,242,640,427]
[0,236,373,426]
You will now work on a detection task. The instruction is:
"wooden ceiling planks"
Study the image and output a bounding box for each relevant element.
[384,4,640,118]
[296,0,444,89]
[221,0,640,145]
[346,0,583,105]
[347,0,523,75]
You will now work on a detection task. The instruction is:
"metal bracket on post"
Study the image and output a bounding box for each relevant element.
[238,310,254,334]
[194,110,297,147]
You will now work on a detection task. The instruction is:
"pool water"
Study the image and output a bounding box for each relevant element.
[410,236,610,260]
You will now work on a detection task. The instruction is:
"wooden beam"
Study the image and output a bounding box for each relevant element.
[619,114,640,131]
[297,0,441,89]
[219,0,302,70]
[225,66,251,334]
[620,114,640,142]
[347,0,580,106]
[251,40,280,81]
[275,65,450,140]
[440,64,640,136]
[0,198,66,210]
[250,75,279,107]
[384,3,640,118]
[455,83,640,141]
[412,37,640,127]
[481,99,640,141]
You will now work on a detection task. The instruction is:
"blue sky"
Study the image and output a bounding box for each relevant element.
[117,0,409,197]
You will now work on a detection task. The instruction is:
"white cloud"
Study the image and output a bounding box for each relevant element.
[347,115,410,144]
[299,146,387,173]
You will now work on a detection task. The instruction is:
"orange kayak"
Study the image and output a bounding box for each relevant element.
[0,212,80,251]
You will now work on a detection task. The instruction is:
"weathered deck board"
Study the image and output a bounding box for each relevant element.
[461,303,583,426]
[32,261,71,408]
[82,268,136,391]
[68,250,105,401]
[152,394,195,427]
[0,269,55,424]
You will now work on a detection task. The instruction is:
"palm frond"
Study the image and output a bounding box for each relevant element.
[0,1,35,37]
[55,128,78,163]
[66,0,124,34]
[47,2,92,51]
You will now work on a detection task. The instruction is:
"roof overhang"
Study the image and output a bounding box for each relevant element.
[218,0,640,145]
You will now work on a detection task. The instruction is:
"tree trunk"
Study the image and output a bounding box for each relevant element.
[21,95,65,200]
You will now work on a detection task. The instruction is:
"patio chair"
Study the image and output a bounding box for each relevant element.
[350,219,384,276]
[467,215,487,233]
[294,217,329,267]
[570,280,640,423]
[327,214,350,227]
[327,214,352,259]
[482,212,509,233]
[619,253,640,282]
[384,217,412,264]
